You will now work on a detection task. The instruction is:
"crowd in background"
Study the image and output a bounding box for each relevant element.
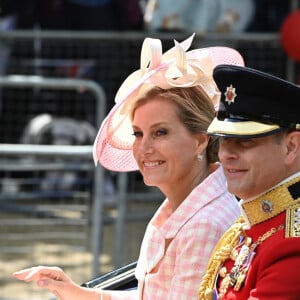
[0,0,291,33]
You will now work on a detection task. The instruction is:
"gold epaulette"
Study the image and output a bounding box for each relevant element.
[286,200,300,238]
[198,216,246,300]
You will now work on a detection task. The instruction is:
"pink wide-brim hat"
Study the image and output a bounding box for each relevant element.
[93,34,245,172]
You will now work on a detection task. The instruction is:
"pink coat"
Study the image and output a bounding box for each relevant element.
[108,165,240,300]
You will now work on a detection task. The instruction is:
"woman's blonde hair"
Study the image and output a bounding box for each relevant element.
[131,86,219,163]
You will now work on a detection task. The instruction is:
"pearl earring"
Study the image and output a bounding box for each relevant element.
[197,153,203,161]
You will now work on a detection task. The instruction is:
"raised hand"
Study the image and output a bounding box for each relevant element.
[13,266,99,300]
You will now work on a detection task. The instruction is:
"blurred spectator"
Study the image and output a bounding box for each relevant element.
[144,0,254,33]
[213,0,254,33]
[144,0,222,32]
[0,0,63,29]
[61,0,144,31]
[0,0,144,31]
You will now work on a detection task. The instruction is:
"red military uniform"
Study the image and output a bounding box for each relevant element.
[199,174,300,300]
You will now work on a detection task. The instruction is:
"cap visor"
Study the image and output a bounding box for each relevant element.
[207,118,280,138]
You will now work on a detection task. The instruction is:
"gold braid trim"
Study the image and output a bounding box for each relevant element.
[241,176,300,226]
[198,216,246,300]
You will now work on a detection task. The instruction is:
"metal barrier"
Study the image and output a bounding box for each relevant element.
[0,143,107,300]
[0,145,163,283]
[0,144,95,250]
[0,75,106,278]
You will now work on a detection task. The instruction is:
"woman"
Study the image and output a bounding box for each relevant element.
[13,34,244,299]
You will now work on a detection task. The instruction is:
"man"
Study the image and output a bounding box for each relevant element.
[199,65,300,299]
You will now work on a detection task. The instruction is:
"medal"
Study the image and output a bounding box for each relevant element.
[218,237,255,294]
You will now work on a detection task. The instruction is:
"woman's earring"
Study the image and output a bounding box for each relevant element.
[197,152,203,161]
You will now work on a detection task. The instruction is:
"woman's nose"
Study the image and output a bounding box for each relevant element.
[135,135,154,155]
[140,136,154,153]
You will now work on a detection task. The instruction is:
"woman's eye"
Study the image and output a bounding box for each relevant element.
[155,129,167,136]
[132,131,143,138]
[132,128,167,138]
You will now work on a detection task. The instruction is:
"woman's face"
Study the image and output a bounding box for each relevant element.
[132,98,205,192]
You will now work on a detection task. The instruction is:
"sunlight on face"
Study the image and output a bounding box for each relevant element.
[218,135,287,199]
[132,98,200,191]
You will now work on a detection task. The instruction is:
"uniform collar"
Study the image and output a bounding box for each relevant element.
[239,172,300,228]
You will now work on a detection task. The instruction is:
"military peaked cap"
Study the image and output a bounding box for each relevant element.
[208,65,300,138]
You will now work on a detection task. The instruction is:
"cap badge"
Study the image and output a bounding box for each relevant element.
[224,84,237,105]
[261,200,273,214]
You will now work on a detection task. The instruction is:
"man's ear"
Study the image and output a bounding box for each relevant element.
[285,131,300,165]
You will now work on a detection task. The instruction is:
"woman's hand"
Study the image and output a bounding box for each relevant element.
[13,266,99,300]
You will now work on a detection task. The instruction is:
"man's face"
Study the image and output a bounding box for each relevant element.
[218,134,288,199]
